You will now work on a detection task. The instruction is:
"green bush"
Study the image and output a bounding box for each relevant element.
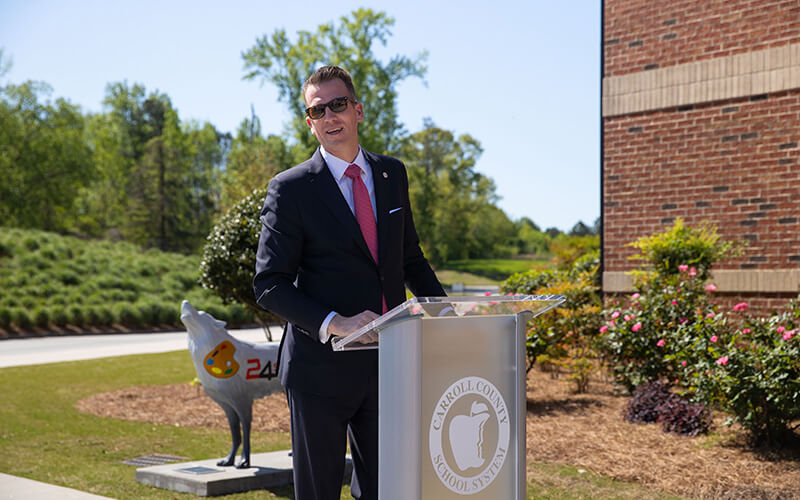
[115,304,142,328]
[51,307,69,327]
[598,269,720,391]
[199,188,278,325]
[32,307,50,328]
[698,302,800,446]
[501,255,602,392]
[626,218,742,281]
[0,308,12,328]
[67,305,85,327]
[12,308,33,329]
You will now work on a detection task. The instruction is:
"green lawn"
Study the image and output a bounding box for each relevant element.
[0,352,684,499]
[441,258,552,282]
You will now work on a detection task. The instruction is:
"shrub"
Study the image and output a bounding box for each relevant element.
[0,308,12,328]
[502,255,602,392]
[67,305,85,327]
[625,381,674,424]
[32,308,50,328]
[11,308,33,329]
[626,217,742,281]
[51,307,69,327]
[698,302,800,446]
[625,381,711,436]
[199,188,278,325]
[656,396,712,436]
[115,304,142,328]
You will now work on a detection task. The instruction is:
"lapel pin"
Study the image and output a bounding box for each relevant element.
[382,172,388,178]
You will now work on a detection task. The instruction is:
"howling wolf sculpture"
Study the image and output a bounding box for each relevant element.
[180,300,282,469]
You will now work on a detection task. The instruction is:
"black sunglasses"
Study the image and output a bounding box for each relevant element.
[305,96,352,120]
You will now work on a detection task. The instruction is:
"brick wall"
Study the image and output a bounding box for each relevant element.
[602,0,800,308]
[604,89,800,272]
[605,0,800,76]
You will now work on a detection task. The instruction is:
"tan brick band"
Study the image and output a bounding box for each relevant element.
[603,43,800,117]
[603,270,800,293]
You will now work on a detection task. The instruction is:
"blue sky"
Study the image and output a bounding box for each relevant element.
[1,0,600,232]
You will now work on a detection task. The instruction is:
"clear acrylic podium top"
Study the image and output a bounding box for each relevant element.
[331,294,565,351]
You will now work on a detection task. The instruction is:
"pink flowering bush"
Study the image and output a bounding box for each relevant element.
[598,264,721,390]
[695,302,800,445]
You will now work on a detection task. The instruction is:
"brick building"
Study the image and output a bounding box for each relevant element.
[601,0,800,310]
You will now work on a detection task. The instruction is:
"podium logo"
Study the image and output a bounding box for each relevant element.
[429,376,510,495]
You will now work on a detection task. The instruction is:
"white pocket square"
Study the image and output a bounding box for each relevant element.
[389,207,402,214]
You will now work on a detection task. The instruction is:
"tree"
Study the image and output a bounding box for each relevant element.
[398,119,512,264]
[241,8,427,161]
[0,81,93,231]
[79,82,224,251]
[219,116,292,211]
[569,220,593,237]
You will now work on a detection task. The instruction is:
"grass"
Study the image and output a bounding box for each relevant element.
[441,257,553,282]
[0,351,686,499]
[0,227,251,333]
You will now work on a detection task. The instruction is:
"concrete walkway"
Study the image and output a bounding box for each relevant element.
[0,473,116,499]
[0,325,283,498]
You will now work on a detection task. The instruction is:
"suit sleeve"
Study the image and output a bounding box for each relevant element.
[253,176,331,337]
[399,163,447,298]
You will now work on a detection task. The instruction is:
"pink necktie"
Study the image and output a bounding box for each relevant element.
[344,164,387,313]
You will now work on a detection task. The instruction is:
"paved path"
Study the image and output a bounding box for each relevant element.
[0,473,116,499]
[0,326,283,368]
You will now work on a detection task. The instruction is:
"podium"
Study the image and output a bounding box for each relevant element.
[332,295,564,499]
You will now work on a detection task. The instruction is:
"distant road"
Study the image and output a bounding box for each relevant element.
[0,326,283,368]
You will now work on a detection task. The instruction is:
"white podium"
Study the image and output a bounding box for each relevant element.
[333,295,564,499]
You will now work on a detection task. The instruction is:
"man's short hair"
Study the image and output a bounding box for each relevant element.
[302,66,358,104]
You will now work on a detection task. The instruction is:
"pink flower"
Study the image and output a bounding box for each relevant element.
[599,325,609,334]
[678,317,687,324]
[484,292,492,296]
[678,264,689,272]
[631,293,641,300]
[716,356,729,366]
[688,267,697,276]
[632,322,642,332]
[507,292,514,296]
[609,320,616,327]
[733,302,748,312]
[681,361,687,367]
[624,314,631,322]
[783,332,792,341]
[657,339,665,347]
[705,284,717,292]
[671,300,678,306]
[611,311,620,319]
[710,335,718,343]
[742,328,751,334]
[674,379,679,384]
[706,312,715,318]
[777,326,786,334]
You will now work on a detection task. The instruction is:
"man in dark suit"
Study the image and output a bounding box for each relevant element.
[254,66,445,500]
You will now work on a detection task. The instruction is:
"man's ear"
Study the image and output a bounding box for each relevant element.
[355,102,364,124]
[306,116,316,135]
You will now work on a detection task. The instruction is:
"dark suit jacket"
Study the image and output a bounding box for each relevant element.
[254,148,445,396]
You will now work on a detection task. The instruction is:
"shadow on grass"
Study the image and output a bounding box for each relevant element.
[526,397,605,417]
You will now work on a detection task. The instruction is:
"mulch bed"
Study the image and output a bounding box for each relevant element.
[76,371,800,499]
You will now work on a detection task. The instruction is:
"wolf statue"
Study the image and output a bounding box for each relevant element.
[180,300,282,469]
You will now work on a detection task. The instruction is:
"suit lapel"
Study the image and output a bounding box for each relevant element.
[308,148,375,264]
[365,151,390,268]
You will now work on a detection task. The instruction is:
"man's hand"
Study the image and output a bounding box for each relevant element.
[328,310,380,343]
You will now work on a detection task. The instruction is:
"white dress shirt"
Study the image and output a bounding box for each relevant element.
[317,146,377,342]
